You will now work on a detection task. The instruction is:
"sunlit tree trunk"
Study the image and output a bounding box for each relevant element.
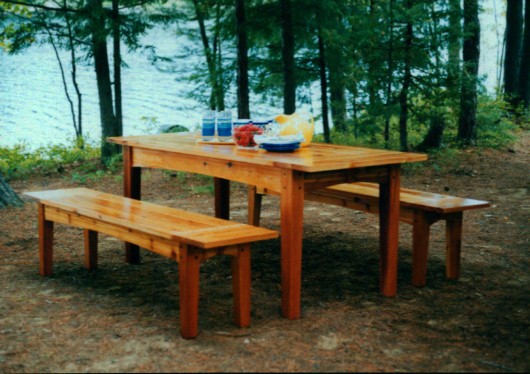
[503,0,523,100]
[235,0,250,118]
[398,0,413,151]
[517,0,530,110]
[317,28,330,143]
[384,0,394,148]
[447,0,461,105]
[112,0,123,133]
[327,51,347,132]
[281,0,296,114]
[89,0,120,163]
[65,6,83,141]
[194,0,224,111]
[458,0,480,145]
[416,2,446,151]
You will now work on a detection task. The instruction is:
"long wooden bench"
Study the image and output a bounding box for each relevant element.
[24,188,278,339]
[248,182,490,287]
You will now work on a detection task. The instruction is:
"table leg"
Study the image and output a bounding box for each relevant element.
[214,177,230,220]
[123,145,141,264]
[280,170,305,319]
[378,165,401,297]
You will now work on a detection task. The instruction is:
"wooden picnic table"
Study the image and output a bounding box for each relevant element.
[108,133,427,320]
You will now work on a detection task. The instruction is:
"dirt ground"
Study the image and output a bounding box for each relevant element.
[1,133,528,373]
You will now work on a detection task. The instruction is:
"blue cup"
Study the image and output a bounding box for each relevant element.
[217,111,232,139]
[252,119,270,132]
[201,111,216,140]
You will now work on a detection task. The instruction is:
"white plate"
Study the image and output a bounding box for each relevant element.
[254,134,304,146]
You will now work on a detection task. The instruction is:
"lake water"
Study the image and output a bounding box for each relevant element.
[0,5,504,150]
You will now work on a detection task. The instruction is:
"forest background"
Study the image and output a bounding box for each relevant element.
[0,0,529,205]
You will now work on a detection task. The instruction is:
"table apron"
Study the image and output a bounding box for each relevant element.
[132,147,284,191]
[303,165,395,192]
[131,147,396,193]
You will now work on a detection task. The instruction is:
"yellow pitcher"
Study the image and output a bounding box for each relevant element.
[275,112,314,147]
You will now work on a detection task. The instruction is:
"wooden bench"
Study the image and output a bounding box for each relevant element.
[248,182,490,287]
[24,188,278,339]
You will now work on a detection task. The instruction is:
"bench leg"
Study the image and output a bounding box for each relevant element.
[247,185,263,226]
[84,229,98,270]
[214,177,230,220]
[123,145,141,265]
[412,211,431,287]
[231,244,251,328]
[445,212,463,280]
[38,203,54,276]
[178,247,201,339]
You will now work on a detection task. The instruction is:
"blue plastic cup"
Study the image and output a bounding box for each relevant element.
[201,110,216,140]
[217,110,232,139]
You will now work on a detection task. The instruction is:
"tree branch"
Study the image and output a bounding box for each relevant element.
[0,0,83,13]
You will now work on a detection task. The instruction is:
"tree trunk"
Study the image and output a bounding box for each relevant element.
[326,18,347,133]
[0,173,23,209]
[384,0,394,148]
[112,0,123,133]
[447,0,461,104]
[235,0,250,118]
[398,0,413,152]
[47,25,79,138]
[281,0,296,114]
[65,6,83,141]
[517,0,530,109]
[213,2,225,111]
[417,2,446,151]
[317,28,330,143]
[503,0,523,99]
[457,0,480,145]
[415,113,445,151]
[367,0,379,120]
[90,0,119,164]
[328,68,347,133]
[194,0,224,111]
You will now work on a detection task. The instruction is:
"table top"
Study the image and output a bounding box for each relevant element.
[108,133,427,172]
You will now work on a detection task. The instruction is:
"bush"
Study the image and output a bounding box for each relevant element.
[0,137,100,180]
[476,96,518,148]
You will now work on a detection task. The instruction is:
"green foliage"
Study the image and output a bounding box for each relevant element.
[0,137,100,181]
[321,93,519,152]
[191,184,215,196]
[475,96,519,148]
[422,147,462,173]
[0,3,35,53]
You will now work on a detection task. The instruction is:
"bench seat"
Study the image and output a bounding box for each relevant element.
[248,182,490,287]
[25,188,278,339]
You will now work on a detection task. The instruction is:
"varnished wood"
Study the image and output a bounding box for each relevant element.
[26,188,278,249]
[178,245,201,339]
[132,147,284,192]
[247,185,262,226]
[412,211,430,287]
[378,166,401,297]
[108,133,427,173]
[38,203,53,276]
[214,177,230,220]
[84,229,98,270]
[25,188,278,339]
[319,182,491,213]
[251,182,490,286]
[108,132,427,318]
[445,212,463,280]
[123,145,141,264]
[280,170,305,319]
[231,244,251,328]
